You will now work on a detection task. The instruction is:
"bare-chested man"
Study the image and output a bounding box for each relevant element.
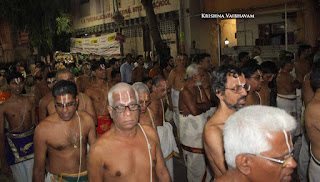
[38,72,57,121]
[106,58,119,82]
[149,76,179,181]
[132,55,148,83]
[276,57,300,118]
[0,72,36,182]
[33,65,50,105]
[43,69,96,124]
[163,56,174,79]
[132,82,154,127]
[304,62,320,181]
[197,53,212,99]
[87,83,170,182]
[204,64,248,179]
[179,64,212,182]
[76,62,94,93]
[298,56,320,181]
[33,80,96,182]
[296,45,312,84]
[241,62,263,106]
[258,61,278,106]
[168,53,187,132]
[85,61,111,136]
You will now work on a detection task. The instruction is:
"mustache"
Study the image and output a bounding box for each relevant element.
[237,96,247,102]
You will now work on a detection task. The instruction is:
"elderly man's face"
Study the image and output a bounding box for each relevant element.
[153,79,169,99]
[221,74,248,110]
[138,92,151,114]
[246,70,263,92]
[109,89,139,130]
[194,68,204,86]
[247,131,296,182]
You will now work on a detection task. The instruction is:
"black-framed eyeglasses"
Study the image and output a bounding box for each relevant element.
[110,104,140,113]
[245,149,294,168]
[225,84,250,94]
[55,102,76,109]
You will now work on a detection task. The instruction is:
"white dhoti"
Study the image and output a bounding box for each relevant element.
[179,113,211,182]
[157,122,179,181]
[10,159,34,182]
[277,94,298,135]
[296,89,302,135]
[309,147,320,182]
[171,88,180,133]
[298,134,310,182]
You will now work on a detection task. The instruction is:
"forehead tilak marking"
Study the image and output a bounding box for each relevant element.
[283,130,292,152]
[60,95,69,104]
[14,78,21,84]
[100,64,106,70]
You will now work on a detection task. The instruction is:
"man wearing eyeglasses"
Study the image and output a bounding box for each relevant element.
[33,80,96,182]
[149,76,179,181]
[88,82,171,182]
[241,62,263,106]
[204,64,248,179]
[179,64,213,182]
[0,72,36,182]
[215,106,297,182]
[85,61,111,136]
[44,69,96,124]
[132,82,154,127]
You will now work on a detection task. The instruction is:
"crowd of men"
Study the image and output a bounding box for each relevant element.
[0,44,319,182]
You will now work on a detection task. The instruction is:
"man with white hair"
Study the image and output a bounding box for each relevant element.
[216,105,297,182]
[88,83,170,182]
[132,82,154,127]
[179,64,213,182]
[204,64,249,179]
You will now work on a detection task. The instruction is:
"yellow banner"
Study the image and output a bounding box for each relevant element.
[90,39,98,44]
[107,34,116,42]
[75,40,82,44]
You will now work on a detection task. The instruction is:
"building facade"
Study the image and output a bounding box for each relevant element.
[71,0,180,57]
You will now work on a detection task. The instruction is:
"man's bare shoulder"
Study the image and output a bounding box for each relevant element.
[39,93,53,105]
[139,124,158,142]
[77,110,94,125]
[204,117,223,141]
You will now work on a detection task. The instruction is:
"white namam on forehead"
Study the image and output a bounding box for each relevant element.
[223,105,296,168]
[108,82,139,106]
[14,78,22,84]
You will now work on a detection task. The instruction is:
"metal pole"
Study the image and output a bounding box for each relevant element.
[285,3,288,51]
[217,18,221,66]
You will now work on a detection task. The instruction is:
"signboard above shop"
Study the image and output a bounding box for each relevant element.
[74,0,178,29]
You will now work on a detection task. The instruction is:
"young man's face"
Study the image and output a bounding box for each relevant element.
[95,64,107,79]
[9,77,24,95]
[47,77,57,89]
[246,70,263,92]
[55,94,78,121]
[57,72,74,82]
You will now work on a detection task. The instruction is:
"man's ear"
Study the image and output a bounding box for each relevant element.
[216,90,224,100]
[152,85,157,92]
[107,106,113,119]
[236,154,252,176]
